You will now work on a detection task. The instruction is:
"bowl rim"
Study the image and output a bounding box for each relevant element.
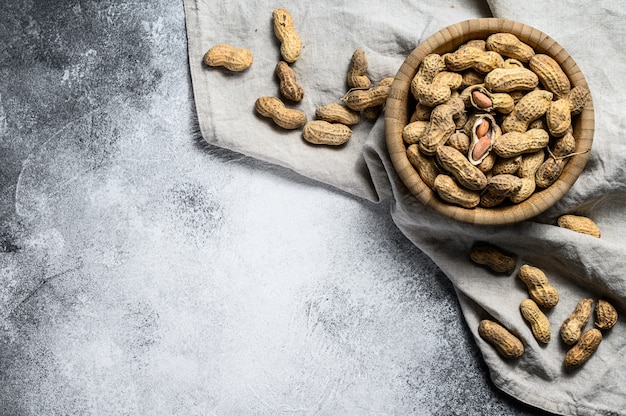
[384,17,595,225]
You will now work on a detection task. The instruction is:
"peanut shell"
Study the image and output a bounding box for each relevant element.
[436,146,488,191]
[557,214,601,238]
[315,103,360,126]
[433,174,480,208]
[518,264,559,309]
[478,319,524,359]
[407,144,440,189]
[560,298,593,345]
[529,54,571,98]
[565,328,602,370]
[595,299,618,330]
[302,120,352,146]
[347,49,371,89]
[520,299,551,344]
[272,8,302,63]
[469,244,516,274]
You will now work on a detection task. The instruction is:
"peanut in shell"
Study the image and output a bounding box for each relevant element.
[595,299,618,330]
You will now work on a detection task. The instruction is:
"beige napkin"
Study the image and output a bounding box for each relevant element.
[184,0,626,414]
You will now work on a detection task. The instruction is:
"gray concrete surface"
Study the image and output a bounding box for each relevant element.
[0,1,551,415]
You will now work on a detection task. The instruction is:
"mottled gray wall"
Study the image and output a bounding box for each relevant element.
[0,1,549,415]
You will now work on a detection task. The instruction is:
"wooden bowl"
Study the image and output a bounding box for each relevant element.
[385,18,594,225]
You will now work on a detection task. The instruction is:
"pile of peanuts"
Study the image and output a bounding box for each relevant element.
[471,214,617,370]
[202,8,393,146]
[404,33,591,209]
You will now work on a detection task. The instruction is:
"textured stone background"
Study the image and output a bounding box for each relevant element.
[0,1,551,415]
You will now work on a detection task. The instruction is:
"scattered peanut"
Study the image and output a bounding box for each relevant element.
[363,105,383,120]
[315,103,360,126]
[302,120,352,146]
[520,299,551,344]
[595,299,618,330]
[255,96,307,130]
[276,61,304,102]
[469,243,516,274]
[362,77,393,119]
[342,77,393,111]
[347,49,371,89]
[557,214,601,238]
[203,44,253,72]
[272,8,302,63]
[565,328,602,370]
[518,264,559,309]
[560,298,593,345]
[478,319,524,359]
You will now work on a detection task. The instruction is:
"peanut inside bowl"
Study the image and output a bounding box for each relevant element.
[385,18,594,225]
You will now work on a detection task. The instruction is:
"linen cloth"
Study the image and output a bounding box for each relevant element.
[184,0,626,414]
